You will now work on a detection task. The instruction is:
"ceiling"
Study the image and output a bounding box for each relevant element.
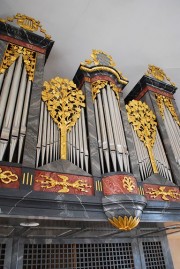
[1,0,180,108]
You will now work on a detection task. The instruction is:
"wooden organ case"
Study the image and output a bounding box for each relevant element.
[0,14,179,269]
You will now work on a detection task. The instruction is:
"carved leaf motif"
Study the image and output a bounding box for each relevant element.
[122,177,135,192]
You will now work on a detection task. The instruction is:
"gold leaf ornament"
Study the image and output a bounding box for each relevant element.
[42,77,85,159]
[0,13,51,39]
[123,177,135,192]
[0,168,18,184]
[155,94,180,126]
[0,43,36,81]
[109,216,140,231]
[126,100,158,173]
[146,64,175,87]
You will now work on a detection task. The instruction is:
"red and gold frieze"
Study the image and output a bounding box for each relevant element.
[143,184,180,202]
[34,170,94,196]
[102,174,138,196]
[0,166,20,189]
[135,85,174,101]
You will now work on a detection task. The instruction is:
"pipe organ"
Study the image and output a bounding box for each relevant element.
[0,15,180,269]
[92,81,129,173]
[67,107,89,173]
[125,65,180,185]
[126,100,172,181]
[0,14,53,167]
[0,43,35,163]
[155,94,180,166]
[36,101,60,167]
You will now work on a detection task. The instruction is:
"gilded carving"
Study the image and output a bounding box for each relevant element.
[146,186,180,201]
[36,174,91,193]
[80,65,128,85]
[0,168,18,184]
[0,43,36,81]
[146,64,175,86]
[122,177,135,192]
[109,216,140,231]
[91,80,121,101]
[81,49,116,67]
[155,94,180,126]
[126,100,158,173]
[42,77,85,159]
[0,13,51,39]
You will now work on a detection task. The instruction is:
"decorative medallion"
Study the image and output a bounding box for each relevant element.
[108,216,140,231]
[0,43,36,81]
[34,171,94,195]
[155,94,180,126]
[42,77,85,159]
[0,13,51,39]
[145,185,180,201]
[92,80,121,100]
[126,100,158,173]
[146,65,175,86]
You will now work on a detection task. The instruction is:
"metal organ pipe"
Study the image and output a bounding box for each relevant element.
[0,73,5,94]
[97,92,110,172]
[0,56,23,161]
[66,108,89,173]
[0,61,16,129]
[10,65,27,161]
[93,83,130,173]
[94,99,104,173]
[36,102,61,167]
[132,123,172,181]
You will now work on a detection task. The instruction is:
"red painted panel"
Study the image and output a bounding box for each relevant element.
[143,184,180,202]
[34,170,94,196]
[0,166,20,189]
[102,174,138,195]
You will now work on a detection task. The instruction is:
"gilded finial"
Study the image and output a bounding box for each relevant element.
[80,49,128,85]
[0,13,51,39]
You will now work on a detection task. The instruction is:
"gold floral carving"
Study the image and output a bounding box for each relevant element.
[146,65,175,87]
[155,94,180,126]
[0,168,18,184]
[36,175,91,193]
[91,80,121,100]
[42,77,85,159]
[0,13,51,39]
[0,43,36,81]
[126,100,158,173]
[123,177,135,192]
[108,216,140,231]
[146,186,180,201]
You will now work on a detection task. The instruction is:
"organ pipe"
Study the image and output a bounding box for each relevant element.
[93,82,130,173]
